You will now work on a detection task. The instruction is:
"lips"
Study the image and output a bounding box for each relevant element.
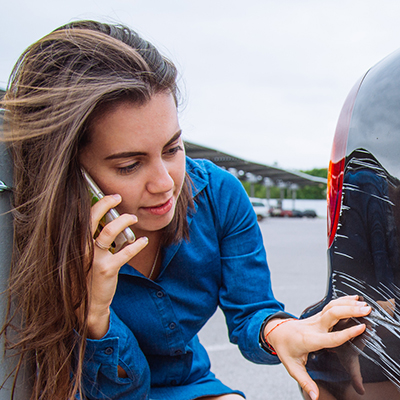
[141,197,173,216]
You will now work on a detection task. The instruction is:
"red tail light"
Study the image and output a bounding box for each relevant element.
[327,77,364,248]
[327,158,345,248]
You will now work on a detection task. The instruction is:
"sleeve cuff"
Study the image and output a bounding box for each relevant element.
[84,308,133,365]
[237,309,295,364]
[79,309,151,398]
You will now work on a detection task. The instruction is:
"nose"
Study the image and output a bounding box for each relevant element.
[146,160,174,194]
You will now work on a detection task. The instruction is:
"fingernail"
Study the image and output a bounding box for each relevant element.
[361,306,371,313]
[309,390,317,400]
[112,194,121,201]
[142,236,149,243]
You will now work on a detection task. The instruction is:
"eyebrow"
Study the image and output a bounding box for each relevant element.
[104,130,182,161]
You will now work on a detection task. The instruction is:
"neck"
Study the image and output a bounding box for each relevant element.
[127,230,162,278]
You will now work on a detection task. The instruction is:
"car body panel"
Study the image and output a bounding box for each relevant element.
[300,49,400,398]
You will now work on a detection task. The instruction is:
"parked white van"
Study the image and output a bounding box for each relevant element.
[249,197,269,221]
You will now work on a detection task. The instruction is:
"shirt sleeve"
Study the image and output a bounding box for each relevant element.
[81,308,150,399]
[207,165,296,365]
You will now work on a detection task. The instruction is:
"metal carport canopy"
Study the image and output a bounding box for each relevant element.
[184,141,327,187]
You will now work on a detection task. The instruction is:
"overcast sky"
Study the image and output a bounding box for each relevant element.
[2,0,400,170]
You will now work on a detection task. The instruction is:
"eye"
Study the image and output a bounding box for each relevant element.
[118,162,140,175]
[164,145,183,157]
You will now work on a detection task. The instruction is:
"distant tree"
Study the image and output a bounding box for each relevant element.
[241,181,266,198]
[240,168,327,200]
[296,168,327,199]
[301,168,328,179]
[296,185,326,199]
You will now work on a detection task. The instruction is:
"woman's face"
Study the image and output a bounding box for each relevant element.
[80,93,186,236]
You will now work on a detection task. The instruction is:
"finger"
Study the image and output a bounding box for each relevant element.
[323,295,359,308]
[320,304,371,329]
[321,296,366,314]
[320,296,369,319]
[91,236,149,279]
[283,360,319,400]
[112,236,149,265]
[310,323,367,351]
[90,194,122,235]
[95,213,137,248]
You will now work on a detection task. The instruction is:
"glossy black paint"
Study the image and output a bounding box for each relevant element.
[301,50,400,399]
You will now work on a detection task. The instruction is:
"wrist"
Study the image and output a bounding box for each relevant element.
[87,307,111,339]
[259,312,294,354]
[261,316,297,355]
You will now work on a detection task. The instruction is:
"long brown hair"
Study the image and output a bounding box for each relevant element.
[1,20,193,399]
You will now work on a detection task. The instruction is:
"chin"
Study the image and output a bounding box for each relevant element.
[142,214,175,234]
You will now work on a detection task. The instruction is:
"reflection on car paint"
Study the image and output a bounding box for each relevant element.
[301,48,400,398]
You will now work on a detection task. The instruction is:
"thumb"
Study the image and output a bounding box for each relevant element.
[284,360,319,400]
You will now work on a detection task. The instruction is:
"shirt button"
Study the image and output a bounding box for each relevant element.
[169,322,176,330]
[104,347,114,355]
[156,291,164,298]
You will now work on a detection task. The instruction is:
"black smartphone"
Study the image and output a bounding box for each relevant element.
[82,168,135,252]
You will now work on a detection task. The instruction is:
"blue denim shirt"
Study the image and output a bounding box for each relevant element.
[82,157,287,399]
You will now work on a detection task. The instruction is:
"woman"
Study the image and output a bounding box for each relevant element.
[1,20,371,400]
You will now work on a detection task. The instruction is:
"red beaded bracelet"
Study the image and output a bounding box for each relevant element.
[264,318,296,355]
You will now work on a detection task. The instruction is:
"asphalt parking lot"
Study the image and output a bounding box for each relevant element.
[198,217,328,399]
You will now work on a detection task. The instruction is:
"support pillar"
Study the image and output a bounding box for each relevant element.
[0,113,32,399]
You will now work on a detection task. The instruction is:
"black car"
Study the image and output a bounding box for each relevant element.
[301,209,317,218]
[300,49,400,399]
[290,209,317,218]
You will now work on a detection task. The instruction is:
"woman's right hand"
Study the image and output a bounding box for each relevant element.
[265,296,371,400]
[87,194,148,339]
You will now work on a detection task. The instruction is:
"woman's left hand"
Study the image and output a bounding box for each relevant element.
[264,295,371,400]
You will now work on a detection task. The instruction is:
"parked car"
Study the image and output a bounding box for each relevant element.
[249,197,269,221]
[269,206,317,218]
[268,207,293,218]
[301,209,317,218]
[291,209,303,218]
